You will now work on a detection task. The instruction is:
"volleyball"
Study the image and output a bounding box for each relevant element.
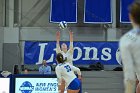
[59,21,67,30]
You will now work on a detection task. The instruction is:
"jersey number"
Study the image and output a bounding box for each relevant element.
[64,65,71,72]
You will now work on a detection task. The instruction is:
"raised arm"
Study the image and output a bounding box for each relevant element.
[69,31,73,53]
[56,31,61,53]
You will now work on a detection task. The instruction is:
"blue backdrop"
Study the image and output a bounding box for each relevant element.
[50,0,77,23]
[24,41,121,65]
[120,0,134,23]
[84,0,112,23]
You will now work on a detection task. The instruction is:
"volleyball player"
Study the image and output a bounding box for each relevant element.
[119,1,140,93]
[55,53,81,93]
[56,31,74,92]
[56,31,74,65]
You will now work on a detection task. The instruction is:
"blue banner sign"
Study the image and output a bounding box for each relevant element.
[120,0,134,23]
[84,0,112,23]
[24,41,121,65]
[50,0,77,23]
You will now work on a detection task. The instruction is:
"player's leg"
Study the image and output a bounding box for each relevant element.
[60,79,66,93]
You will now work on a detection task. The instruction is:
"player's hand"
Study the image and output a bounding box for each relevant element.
[69,31,73,42]
[69,31,73,36]
[56,31,60,39]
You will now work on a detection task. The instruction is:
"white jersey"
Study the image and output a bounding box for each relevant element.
[120,27,140,82]
[56,42,73,65]
[55,63,81,87]
[60,50,73,65]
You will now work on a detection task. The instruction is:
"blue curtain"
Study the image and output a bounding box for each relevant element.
[50,0,77,23]
[120,0,134,23]
[84,0,112,23]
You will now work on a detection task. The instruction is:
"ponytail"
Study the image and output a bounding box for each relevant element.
[56,53,66,63]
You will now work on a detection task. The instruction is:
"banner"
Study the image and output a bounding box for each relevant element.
[24,41,121,65]
[120,0,134,23]
[50,0,77,23]
[15,78,67,93]
[84,0,112,23]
